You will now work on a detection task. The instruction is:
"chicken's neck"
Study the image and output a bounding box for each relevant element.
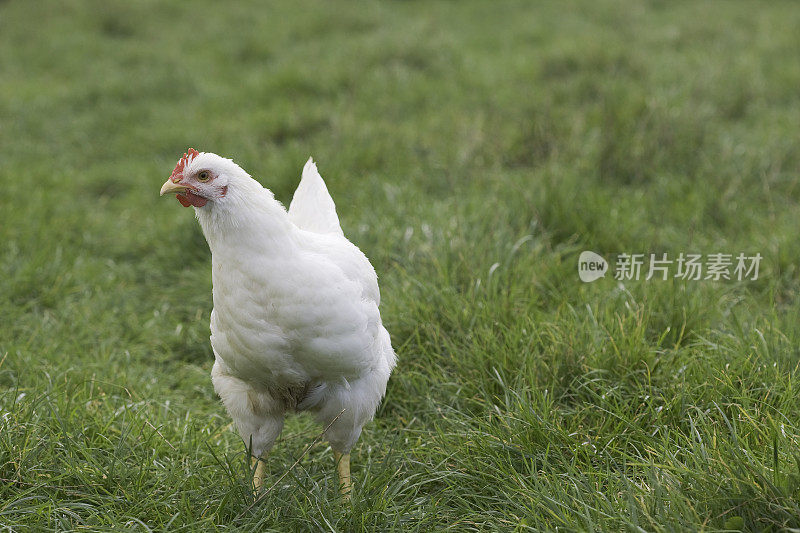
[196,184,298,259]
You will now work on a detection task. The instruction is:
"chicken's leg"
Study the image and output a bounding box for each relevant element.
[334,451,352,500]
[212,363,284,495]
[251,456,268,492]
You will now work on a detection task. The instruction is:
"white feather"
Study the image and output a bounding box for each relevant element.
[287,158,344,236]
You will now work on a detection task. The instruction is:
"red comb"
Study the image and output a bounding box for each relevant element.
[170,148,200,182]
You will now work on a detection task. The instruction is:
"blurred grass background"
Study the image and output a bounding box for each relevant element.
[1,0,800,530]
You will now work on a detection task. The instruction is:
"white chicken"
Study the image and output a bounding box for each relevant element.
[159,149,396,498]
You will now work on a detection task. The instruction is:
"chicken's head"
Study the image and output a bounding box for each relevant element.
[159,148,230,208]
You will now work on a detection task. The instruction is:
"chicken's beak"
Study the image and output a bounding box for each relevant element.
[160,180,187,196]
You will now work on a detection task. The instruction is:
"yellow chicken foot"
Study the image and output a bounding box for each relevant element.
[334,451,352,501]
[251,456,268,493]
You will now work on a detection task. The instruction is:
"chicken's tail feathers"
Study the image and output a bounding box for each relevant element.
[287,157,344,236]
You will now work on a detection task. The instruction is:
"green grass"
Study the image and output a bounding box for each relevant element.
[2,0,800,530]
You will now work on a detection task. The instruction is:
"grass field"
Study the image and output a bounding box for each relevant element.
[2,1,800,531]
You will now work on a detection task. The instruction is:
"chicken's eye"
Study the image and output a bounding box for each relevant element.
[198,171,210,182]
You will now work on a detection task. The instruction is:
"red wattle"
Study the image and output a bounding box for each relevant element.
[176,191,208,208]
